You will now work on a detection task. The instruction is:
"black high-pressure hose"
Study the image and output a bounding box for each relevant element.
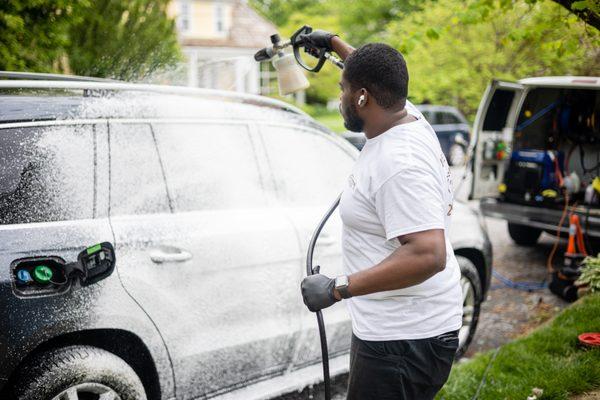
[305,194,341,400]
[255,27,345,398]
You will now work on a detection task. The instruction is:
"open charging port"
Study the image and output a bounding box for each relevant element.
[11,256,70,297]
[10,242,116,298]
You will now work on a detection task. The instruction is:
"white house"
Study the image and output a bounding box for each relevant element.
[166,0,277,94]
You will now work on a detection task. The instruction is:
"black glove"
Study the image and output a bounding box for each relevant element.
[301,272,339,312]
[297,29,337,52]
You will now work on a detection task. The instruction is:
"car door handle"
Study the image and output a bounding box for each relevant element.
[149,246,193,263]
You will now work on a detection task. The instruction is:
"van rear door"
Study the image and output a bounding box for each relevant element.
[471,80,525,199]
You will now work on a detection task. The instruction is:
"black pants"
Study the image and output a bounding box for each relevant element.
[347,330,459,400]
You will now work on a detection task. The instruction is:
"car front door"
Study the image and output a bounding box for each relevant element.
[110,119,302,399]
[257,123,357,368]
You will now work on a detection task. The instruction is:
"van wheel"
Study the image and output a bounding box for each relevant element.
[508,223,542,246]
[9,345,146,400]
[456,255,482,359]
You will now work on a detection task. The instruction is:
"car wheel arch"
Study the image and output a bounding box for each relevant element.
[1,328,162,400]
[454,248,488,299]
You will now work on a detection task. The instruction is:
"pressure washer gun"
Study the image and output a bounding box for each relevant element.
[254,25,344,95]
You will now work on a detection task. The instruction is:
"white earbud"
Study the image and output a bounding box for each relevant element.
[358,94,365,106]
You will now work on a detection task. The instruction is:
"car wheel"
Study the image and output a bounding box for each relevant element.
[448,144,466,166]
[8,345,146,400]
[508,223,542,246]
[456,255,482,359]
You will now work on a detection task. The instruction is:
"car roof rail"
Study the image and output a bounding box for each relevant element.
[0,79,307,116]
[0,71,120,82]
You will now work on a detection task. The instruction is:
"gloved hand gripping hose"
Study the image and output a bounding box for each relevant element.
[306,194,341,400]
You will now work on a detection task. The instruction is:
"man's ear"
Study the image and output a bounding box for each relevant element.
[356,88,368,108]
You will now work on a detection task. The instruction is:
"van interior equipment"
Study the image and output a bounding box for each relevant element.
[11,242,115,297]
[256,26,345,400]
[474,80,600,302]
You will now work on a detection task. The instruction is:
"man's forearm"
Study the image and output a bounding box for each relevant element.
[331,36,355,61]
[339,231,447,298]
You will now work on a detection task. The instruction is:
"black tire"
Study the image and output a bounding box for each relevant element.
[508,223,542,246]
[455,255,482,359]
[8,345,146,400]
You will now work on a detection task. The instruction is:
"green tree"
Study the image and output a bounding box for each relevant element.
[249,0,317,26]
[388,0,599,118]
[0,0,72,72]
[67,0,181,80]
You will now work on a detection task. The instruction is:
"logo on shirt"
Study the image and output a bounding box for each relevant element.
[348,174,356,190]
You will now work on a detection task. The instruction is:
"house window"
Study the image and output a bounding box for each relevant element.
[214,3,225,34]
[179,0,191,32]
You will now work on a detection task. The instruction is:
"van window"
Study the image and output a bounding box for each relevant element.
[483,89,516,131]
[153,122,265,211]
[0,125,95,224]
[109,123,170,216]
[261,126,354,207]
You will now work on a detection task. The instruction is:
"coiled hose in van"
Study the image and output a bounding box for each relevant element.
[306,194,341,400]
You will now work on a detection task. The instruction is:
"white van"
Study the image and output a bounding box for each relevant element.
[471,77,600,245]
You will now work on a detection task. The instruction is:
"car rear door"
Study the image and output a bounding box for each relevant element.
[256,122,357,369]
[471,80,525,199]
[0,121,114,343]
[109,119,302,399]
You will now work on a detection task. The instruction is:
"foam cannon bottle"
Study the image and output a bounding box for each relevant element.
[254,25,344,96]
[255,34,309,95]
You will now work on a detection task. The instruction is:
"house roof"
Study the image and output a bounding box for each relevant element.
[180,0,277,49]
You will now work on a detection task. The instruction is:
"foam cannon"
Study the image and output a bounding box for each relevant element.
[254,25,344,95]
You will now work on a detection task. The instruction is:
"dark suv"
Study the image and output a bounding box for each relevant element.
[0,74,492,400]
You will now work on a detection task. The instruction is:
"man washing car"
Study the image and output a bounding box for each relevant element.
[300,30,463,400]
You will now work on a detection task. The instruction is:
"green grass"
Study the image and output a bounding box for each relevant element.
[298,104,345,133]
[437,294,600,400]
[313,111,346,133]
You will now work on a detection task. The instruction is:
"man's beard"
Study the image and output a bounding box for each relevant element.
[341,102,364,133]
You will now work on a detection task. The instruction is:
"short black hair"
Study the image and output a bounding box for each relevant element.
[343,43,408,110]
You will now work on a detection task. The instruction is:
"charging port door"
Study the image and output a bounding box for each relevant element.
[471,80,525,199]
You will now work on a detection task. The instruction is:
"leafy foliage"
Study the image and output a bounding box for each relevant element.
[0,0,73,72]
[67,0,181,80]
[252,0,599,119]
[0,0,181,80]
[577,254,600,293]
[390,0,600,117]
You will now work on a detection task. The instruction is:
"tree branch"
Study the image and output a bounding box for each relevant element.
[551,0,600,30]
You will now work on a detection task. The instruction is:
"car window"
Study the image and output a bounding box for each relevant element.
[483,89,516,131]
[439,112,462,124]
[261,125,354,207]
[153,122,266,211]
[420,110,432,123]
[0,124,95,225]
[109,123,170,216]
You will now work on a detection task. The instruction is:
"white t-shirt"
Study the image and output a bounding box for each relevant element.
[339,101,463,341]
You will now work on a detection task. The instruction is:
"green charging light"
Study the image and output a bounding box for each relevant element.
[87,244,102,255]
[33,265,53,284]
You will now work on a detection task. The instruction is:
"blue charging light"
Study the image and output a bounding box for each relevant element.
[17,269,33,283]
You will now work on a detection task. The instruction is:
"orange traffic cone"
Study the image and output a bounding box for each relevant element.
[564,214,587,271]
